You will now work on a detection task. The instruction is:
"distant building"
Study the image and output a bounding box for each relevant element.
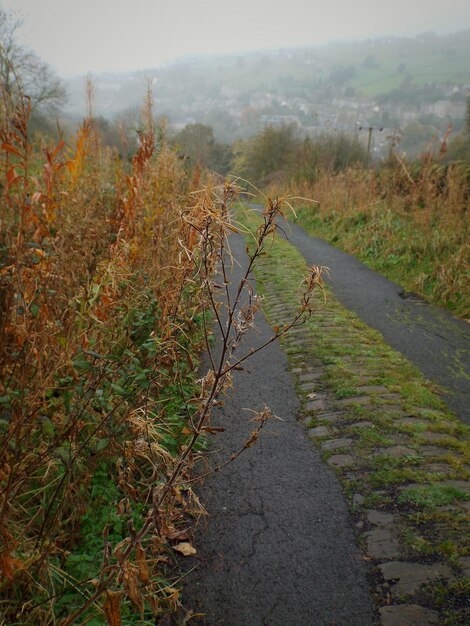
[260,115,301,127]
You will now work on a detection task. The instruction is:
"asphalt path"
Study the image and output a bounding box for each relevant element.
[283,219,470,424]
[182,234,376,625]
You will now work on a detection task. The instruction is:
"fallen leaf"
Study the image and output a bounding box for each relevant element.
[173,542,197,556]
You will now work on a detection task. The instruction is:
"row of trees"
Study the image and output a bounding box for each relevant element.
[166,115,469,186]
[160,122,369,185]
[171,105,470,185]
[231,124,369,186]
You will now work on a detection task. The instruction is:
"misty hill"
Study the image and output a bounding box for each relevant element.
[64,30,470,151]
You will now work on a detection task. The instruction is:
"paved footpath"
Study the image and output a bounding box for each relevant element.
[182,233,377,625]
[181,224,469,625]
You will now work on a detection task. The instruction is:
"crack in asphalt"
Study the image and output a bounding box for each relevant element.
[245,512,269,563]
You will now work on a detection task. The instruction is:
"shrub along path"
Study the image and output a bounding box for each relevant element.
[181,217,469,625]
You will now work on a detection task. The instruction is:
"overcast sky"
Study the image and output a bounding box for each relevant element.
[3,0,470,76]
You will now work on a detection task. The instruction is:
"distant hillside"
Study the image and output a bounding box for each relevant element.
[150,29,470,99]
[63,30,470,151]
[319,30,470,97]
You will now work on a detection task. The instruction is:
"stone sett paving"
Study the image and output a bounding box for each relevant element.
[256,257,470,626]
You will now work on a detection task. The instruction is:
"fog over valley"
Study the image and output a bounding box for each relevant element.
[3,0,470,157]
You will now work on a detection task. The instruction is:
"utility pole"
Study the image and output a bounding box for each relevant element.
[387,127,401,161]
[358,126,384,164]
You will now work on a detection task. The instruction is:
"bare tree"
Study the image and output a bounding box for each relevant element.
[0,7,66,117]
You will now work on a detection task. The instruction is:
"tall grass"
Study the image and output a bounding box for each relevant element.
[0,85,322,623]
[0,84,203,622]
[0,79,236,621]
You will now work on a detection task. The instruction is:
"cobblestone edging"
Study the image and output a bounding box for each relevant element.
[251,241,469,626]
